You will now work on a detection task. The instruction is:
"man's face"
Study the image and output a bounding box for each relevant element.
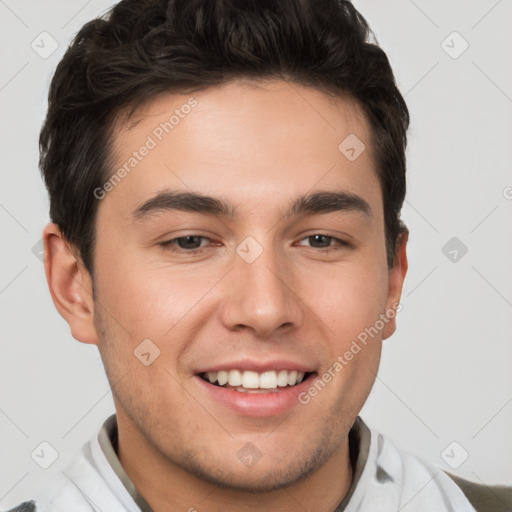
[87,79,405,490]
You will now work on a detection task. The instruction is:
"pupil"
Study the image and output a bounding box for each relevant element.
[178,236,202,249]
[310,235,330,248]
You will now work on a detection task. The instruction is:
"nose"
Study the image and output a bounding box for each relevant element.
[218,240,304,338]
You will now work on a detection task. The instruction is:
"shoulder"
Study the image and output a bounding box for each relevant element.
[2,414,132,512]
[2,470,98,512]
[4,502,37,512]
[360,421,509,512]
[2,443,101,512]
[445,472,512,512]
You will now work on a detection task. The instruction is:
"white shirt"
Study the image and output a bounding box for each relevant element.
[12,414,476,512]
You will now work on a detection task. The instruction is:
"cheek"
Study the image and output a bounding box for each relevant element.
[298,261,388,340]
[94,253,223,341]
[308,262,386,409]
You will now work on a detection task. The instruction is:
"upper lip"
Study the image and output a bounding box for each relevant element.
[194,358,317,374]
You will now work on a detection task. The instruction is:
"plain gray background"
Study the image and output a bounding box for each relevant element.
[1,0,511,507]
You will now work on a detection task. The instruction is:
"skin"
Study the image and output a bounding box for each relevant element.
[43,79,408,512]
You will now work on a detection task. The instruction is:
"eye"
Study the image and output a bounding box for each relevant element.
[159,235,214,252]
[158,233,350,254]
[296,234,349,250]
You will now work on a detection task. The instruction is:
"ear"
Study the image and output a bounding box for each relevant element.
[382,227,409,340]
[42,223,98,345]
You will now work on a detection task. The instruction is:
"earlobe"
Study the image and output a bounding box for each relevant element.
[382,228,409,340]
[42,223,98,345]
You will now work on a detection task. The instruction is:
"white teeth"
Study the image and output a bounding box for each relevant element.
[287,370,298,386]
[242,371,260,389]
[228,369,242,386]
[202,369,309,390]
[259,371,277,389]
[217,370,228,386]
[277,370,289,387]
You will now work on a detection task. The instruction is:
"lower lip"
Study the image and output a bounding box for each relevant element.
[194,373,317,417]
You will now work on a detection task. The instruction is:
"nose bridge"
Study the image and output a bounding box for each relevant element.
[219,235,303,336]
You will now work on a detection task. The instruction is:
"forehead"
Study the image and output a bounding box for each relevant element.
[104,79,381,221]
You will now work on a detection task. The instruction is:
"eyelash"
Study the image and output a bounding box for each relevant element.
[158,234,350,254]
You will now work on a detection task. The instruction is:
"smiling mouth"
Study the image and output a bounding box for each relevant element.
[199,369,314,393]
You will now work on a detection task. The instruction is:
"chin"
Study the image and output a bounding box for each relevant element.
[180,441,330,493]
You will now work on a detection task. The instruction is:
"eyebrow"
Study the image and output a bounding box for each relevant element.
[131,188,371,222]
